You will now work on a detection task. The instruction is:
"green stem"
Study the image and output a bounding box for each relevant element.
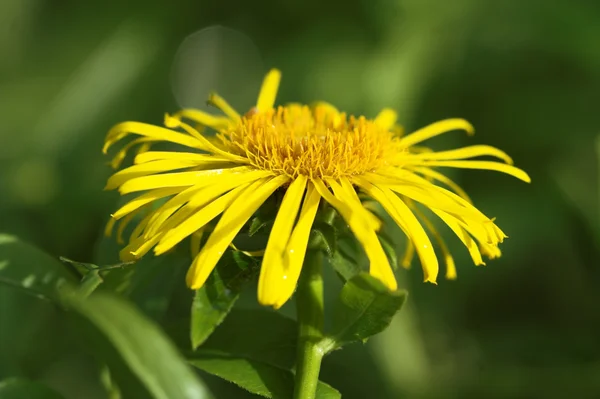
[293,250,325,399]
[77,270,104,298]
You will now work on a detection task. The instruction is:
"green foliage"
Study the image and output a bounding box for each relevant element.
[329,273,407,350]
[308,221,338,257]
[2,0,600,397]
[0,378,65,399]
[63,289,212,399]
[189,310,340,399]
[191,250,259,349]
[0,234,76,301]
[328,235,365,282]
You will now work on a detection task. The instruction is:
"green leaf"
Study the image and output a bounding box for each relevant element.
[308,221,337,256]
[191,250,259,349]
[0,234,77,301]
[328,234,365,282]
[188,309,339,398]
[0,378,65,399]
[62,290,212,399]
[94,228,191,320]
[248,194,279,236]
[190,356,340,399]
[329,273,407,349]
[197,309,297,369]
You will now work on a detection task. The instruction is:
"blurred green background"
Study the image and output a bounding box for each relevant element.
[1,0,599,398]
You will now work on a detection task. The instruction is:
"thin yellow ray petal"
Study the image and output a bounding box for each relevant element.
[186,175,289,289]
[258,176,308,306]
[431,209,485,266]
[410,204,457,280]
[105,160,202,190]
[368,170,490,222]
[134,151,230,164]
[130,211,155,242]
[154,183,249,256]
[144,170,271,238]
[191,228,205,258]
[171,109,232,131]
[273,182,321,308]
[229,243,265,257]
[367,173,484,221]
[313,179,397,290]
[119,234,162,261]
[208,92,241,121]
[256,69,281,111]
[103,122,205,154]
[311,102,342,127]
[334,177,382,231]
[447,212,498,248]
[405,145,513,164]
[399,119,474,148]
[105,217,116,237]
[401,241,414,269]
[118,166,250,195]
[116,206,147,245]
[109,137,155,169]
[164,114,248,163]
[353,177,438,283]
[112,187,182,220]
[408,166,472,203]
[409,160,531,183]
[374,108,398,131]
[136,142,152,155]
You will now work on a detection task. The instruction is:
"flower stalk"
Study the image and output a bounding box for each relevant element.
[293,250,325,399]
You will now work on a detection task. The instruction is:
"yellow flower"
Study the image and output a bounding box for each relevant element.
[103,69,530,308]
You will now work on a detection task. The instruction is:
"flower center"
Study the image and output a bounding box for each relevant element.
[218,105,400,179]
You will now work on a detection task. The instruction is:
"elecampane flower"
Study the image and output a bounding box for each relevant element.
[103,69,530,308]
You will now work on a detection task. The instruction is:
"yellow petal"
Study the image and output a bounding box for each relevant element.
[105,160,202,190]
[119,234,162,261]
[353,177,438,283]
[116,206,147,245]
[399,119,474,148]
[401,241,414,269]
[258,176,308,306]
[405,145,513,164]
[103,122,205,154]
[129,211,155,242]
[408,166,472,203]
[164,114,248,163]
[104,217,116,237]
[186,175,289,289]
[366,172,485,222]
[134,151,231,164]
[311,102,342,127]
[208,92,241,121]
[409,203,457,280]
[313,179,397,290]
[154,183,249,256]
[256,69,281,111]
[432,209,485,266]
[409,160,531,183]
[374,108,398,131]
[334,177,382,231]
[190,228,205,258]
[144,169,271,238]
[111,187,180,221]
[109,137,155,169]
[171,109,233,131]
[274,182,321,308]
[118,166,250,194]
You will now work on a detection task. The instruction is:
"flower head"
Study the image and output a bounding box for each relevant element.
[103,69,530,308]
